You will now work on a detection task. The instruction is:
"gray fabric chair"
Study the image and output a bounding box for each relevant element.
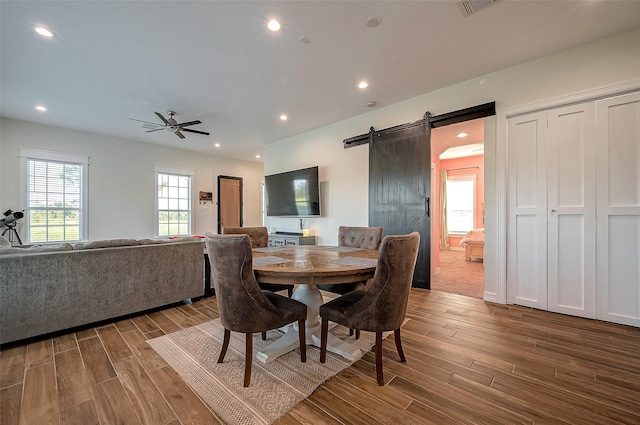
[319,232,420,386]
[222,226,294,297]
[317,226,384,295]
[205,233,307,387]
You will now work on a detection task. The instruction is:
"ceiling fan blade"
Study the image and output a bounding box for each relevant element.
[155,112,170,125]
[127,117,161,125]
[145,128,165,133]
[175,130,185,139]
[182,128,210,136]
[177,120,202,128]
[142,123,163,130]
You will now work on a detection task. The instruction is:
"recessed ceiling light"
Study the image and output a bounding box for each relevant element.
[256,155,261,159]
[35,105,47,112]
[456,132,468,138]
[366,17,381,28]
[34,26,56,38]
[280,114,288,121]
[358,81,368,89]
[214,143,221,148]
[267,19,281,32]
[367,101,377,108]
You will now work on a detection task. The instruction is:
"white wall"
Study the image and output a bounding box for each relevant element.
[265,26,640,302]
[1,118,264,241]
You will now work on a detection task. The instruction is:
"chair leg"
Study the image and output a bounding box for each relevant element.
[375,331,384,386]
[320,318,329,363]
[287,287,293,297]
[349,328,354,336]
[394,328,406,363]
[298,319,306,362]
[355,329,361,340]
[244,332,252,387]
[261,331,267,340]
[218,329,230,363]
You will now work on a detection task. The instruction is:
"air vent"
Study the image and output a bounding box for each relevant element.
[458,0,500,17]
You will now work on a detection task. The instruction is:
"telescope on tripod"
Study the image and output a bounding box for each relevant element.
[1,209,25,245]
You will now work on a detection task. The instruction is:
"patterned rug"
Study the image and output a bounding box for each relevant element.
[148,318,393,425]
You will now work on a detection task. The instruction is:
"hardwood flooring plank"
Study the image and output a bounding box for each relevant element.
[0,384,22,425]
[113,318,138,334]
[53,333,77,354]
[25,339,53,368]
[131,315,160,334]
[59,399,99,425]
[77,337,117,385]
[275,398,344,425]
[96,324,134,364]
[121,329,169,371]
[147,365,223,425]
[307,386,386,425]
[114,358,177,425]
[74,328,97,341]
[147,311,181,335]
[0,345,26,388]
[91,377,142,425]
[20,362,59,425]
[335,367,413,410]
[55,348,92,410]
[323,374,426,425]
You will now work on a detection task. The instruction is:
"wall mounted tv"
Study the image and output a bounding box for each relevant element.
[265,166,321,217]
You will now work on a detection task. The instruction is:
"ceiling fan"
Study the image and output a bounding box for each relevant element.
[127,111,210,139]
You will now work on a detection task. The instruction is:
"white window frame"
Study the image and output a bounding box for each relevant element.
[154,166,194,238]
[19,148,90,243]
[446,174,476,234]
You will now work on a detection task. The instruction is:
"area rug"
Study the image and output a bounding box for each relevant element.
[148,318,396,425]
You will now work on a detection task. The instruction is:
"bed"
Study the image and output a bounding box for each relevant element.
[460,228,484,261]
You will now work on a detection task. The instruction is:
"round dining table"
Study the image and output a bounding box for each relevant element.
[252,245,379,363]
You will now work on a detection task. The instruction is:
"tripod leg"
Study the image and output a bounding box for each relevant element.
[13,228,23,245]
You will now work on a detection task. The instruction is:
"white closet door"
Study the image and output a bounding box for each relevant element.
[596,91,640,327]
[547,103,596,319]
[507,112,548,310]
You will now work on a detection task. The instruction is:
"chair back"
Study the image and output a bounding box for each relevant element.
[338,226,383,250]
[223,226,269,248]
[204,233,281,333]
[352,232,420,331]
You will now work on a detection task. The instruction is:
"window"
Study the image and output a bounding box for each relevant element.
[19,149,89,243]
[446,175,475,233]
[156,167,193,237]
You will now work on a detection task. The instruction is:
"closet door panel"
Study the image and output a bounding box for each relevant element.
[547,103,596,318]
[507,113,547,309]
[597,91,640,327]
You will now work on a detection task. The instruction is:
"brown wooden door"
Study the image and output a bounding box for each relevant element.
[369,121,431,289]
[218,176,242,233]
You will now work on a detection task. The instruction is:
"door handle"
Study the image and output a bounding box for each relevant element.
[425,197,430,217]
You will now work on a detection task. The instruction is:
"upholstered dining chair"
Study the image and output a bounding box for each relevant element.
[205,233,307,387]
[319,231,420,386]
[222,226,294,297]
[317,226,384,295]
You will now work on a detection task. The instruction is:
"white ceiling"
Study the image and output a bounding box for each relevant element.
[3,1,640,163]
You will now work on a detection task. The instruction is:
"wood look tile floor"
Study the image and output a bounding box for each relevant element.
[2,289,640,425]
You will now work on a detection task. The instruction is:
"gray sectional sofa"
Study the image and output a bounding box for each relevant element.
[0,237,205,345]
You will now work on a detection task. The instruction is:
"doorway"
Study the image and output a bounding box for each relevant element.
[217,176,243,233]
[431,118,486,298]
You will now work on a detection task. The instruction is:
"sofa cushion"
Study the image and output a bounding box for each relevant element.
[0,243,73,256]
[73,238,139,250]
[138,237,200,245]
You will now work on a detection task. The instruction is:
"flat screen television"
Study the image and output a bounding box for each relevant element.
[265,166,321,217]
